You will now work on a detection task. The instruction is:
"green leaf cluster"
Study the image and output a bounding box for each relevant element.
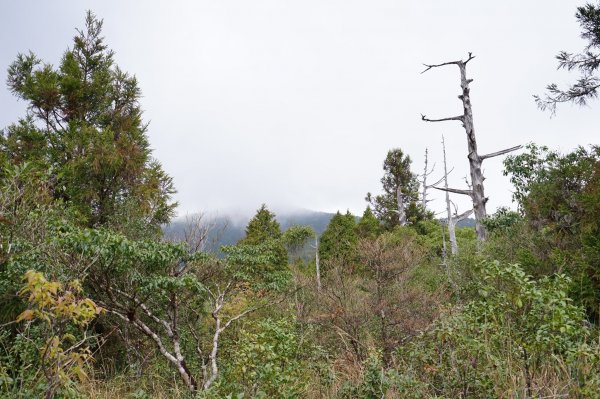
[318,211,358,269]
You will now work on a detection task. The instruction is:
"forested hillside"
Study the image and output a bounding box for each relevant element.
[163,211,474,257]
[163,209,337,255]
[1,5,600,399]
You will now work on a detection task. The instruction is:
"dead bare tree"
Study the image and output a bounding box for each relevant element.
[421,53,521,240]
[420,147,452,216]
[396,186,407,226]
[419,148,436,210]
[441,221,448,265]
[440,135,473,255]
[165,212,229,254]
[182,213,212,253]
[96,287,201,392]
[313,236,321,292]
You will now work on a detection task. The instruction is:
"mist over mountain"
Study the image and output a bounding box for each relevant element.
[164,207,475,255]
[163,208,337,254]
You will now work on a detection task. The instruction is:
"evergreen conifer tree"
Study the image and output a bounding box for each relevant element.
[366,149,426,230]
[239,204,282,245]
[536,2,600,113]
[356,206,383,240]
[238,204,287,269]
[319,211,358,268]
[2,11,175,235]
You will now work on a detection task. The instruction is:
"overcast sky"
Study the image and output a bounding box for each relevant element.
[1,1,597,218]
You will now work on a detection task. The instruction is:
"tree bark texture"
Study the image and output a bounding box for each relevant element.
[396,186,407,226]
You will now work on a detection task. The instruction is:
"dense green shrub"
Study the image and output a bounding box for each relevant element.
[394,261,599,398]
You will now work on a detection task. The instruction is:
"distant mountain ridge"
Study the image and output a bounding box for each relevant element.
[163,209,337,254]
[163,209,476,255]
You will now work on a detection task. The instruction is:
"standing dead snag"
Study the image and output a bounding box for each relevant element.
[396,186,407,226]
[419,148,436,210]
[441,135,472,255]
[421,53,521,240]
[314,236,321,292]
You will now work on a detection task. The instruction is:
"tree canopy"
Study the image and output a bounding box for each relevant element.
[1,11,175,236]
[238,204,288,270]
[318,210,358,268]
[366,148,428,230]
[356,206,383,240]
[504,144,600,319]
[239,204,282,245]
[536,1,600,113]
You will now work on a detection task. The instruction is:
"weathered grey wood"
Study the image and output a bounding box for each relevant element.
[421,148,429,210]
[420,148,437,210]
[442,136,457,255]
[441,221,448,265]
[432,186,473,196]
[479,145,522,161]
[441,136,473,255]
[421,53,521,241]
[396,186,407,226]
[450,208,473,255]
[315,236,321,292]
[421,114,463,123]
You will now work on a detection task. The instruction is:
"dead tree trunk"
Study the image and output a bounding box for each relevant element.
[448,208,473,255]
[441,135,472,255]
[421,148,429,209]
[441,221,448,264]
[442,136,455,252]
[396,186,407,226]
[421,53,521,241]
[315,236,321,292]
[420,148,436,210]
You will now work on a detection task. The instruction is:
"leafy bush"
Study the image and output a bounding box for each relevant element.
[202,318,314,399]
[395,261,599,398]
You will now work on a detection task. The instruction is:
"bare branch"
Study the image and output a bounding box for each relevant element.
[421,114,464,123]
[421,148,432,209]
[112,287,173,336]
[220,307,258,332]
[450,200,459,216]
[427,166,454,188]
[432,186,473,196]
[103,307,179,366]
[421,61,462,74]
[421,52,475,74]
[479,145,522,161]
[421,162,436,178]
[464,52,475,64]
[454,209,473,223]
[464,176,472,190]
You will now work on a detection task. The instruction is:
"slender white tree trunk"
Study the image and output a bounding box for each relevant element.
[442,136,458,255]
[315,236,321,292]
[421,148,429,210]
[441,221,448,265]
[396,186,407,226]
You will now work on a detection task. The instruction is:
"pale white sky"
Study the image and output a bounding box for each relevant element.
[1,1,597,217]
